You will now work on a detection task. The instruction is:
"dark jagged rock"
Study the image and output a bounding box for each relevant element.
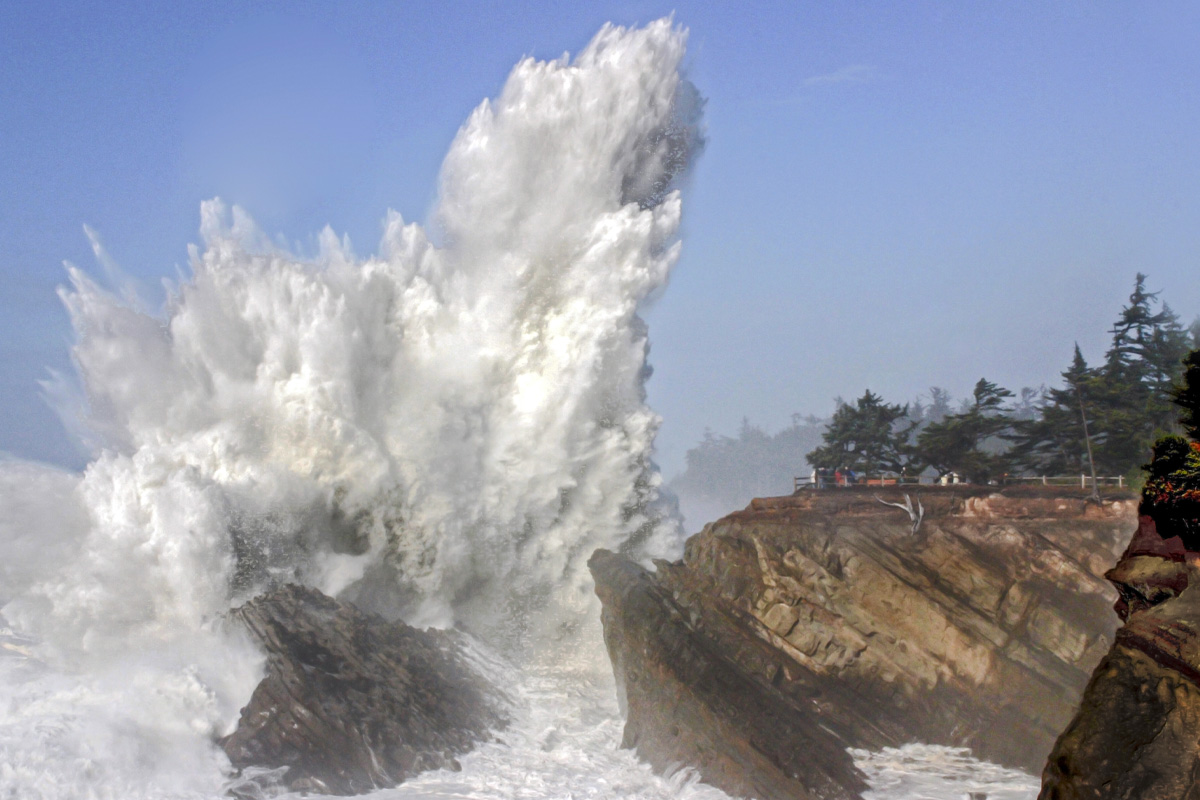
[1038,634,1200,799]
[591,486,1135,800]
[220,584,503,795]
[1038,436,1200,798]
[1040,528,1200,796]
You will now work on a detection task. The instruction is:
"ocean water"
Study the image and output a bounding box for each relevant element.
[0,19,1037,800]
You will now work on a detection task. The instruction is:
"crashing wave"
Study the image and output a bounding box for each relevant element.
[0,20,701,798]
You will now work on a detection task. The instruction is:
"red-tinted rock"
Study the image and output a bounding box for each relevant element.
[1041,491,1200,799]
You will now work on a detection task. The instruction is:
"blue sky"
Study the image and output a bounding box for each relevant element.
[3,1,1200,476]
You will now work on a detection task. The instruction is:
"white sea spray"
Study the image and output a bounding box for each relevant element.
[0,20,699,798]
[0,18,1037,799]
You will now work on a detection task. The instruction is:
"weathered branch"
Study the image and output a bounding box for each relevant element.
[875,493,925,534]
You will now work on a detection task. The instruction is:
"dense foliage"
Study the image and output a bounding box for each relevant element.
[806,391,911,476]
[1138,345,1200,549]
[804,273,1195,483]
[1140,435,1200,546]
[675,273,1195,512]
[913,379,1015,483]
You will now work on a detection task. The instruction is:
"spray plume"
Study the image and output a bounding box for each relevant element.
[11,18,701,651]
[0,20,702,798]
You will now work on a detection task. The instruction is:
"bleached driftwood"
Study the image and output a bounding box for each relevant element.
[874,493,924,535]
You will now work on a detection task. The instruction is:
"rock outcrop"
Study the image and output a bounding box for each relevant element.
[1039,507,1200,795]
[220,584,503,795]
[1036,367,1200,798]
[591,486,1136,800]
[590,549,869,800]
[1038,434,1200,799]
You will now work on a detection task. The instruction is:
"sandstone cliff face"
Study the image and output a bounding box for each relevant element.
[590,549,869,800]
[221,585,503,795]
[591,486,1135,800]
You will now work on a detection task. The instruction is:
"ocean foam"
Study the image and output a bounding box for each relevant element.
[0,19,1038,800]
[1,20,700,798]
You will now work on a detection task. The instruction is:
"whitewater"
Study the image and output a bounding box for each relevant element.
[0,20,1036,800]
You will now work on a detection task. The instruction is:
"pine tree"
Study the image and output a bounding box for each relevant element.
[1011,386,1045,422]
[1145,303,1190,429]
[1085,274,1188,474]
[1174,349,1200,440]
[927,387,954,423]
[913,378,1015,483]
[807,390,912,476]
[1188,317,1200,350]
[1011,346,1094,475]
[674,416,829,509]
[1107,273,1171,375]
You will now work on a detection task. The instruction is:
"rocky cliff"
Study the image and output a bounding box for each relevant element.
[1039,439,1200,799]
[1035,364,1200,799]
[221,584,504,795]
[591,486,1136,800]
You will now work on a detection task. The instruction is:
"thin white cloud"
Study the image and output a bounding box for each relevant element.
[804,64,875,87]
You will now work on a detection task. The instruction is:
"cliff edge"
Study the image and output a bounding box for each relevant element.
[591,485,1136,800]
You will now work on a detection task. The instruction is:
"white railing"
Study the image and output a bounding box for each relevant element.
[794,473,1126,492]
[1003,475,1125,488]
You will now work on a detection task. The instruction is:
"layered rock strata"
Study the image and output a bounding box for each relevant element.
[591,486,1135,800]
[590,549,869,800]
[221,584,503,795]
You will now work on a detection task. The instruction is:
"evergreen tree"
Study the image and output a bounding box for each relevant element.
[1015,274,1191,478]
[1188,317,1200,350]
[1011,386,1045,422]
[908,387,954,431]
[1145,303,1191,429]
[1011,346,1094,475]
[1086,274,1188,473]
[913,378,1015,483]
[673,415,829,512]
[682,272,1194,500]
[1174,349,1200,441]
[1107,273,1171,374]
[807,390,911,476]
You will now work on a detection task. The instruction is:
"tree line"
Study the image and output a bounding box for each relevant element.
[807,274,1198,484]
[671,415,828,511]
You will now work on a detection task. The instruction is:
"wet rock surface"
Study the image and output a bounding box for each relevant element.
[590,549,869,800]
[220,584,503,795]
[591,486,1135,800]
